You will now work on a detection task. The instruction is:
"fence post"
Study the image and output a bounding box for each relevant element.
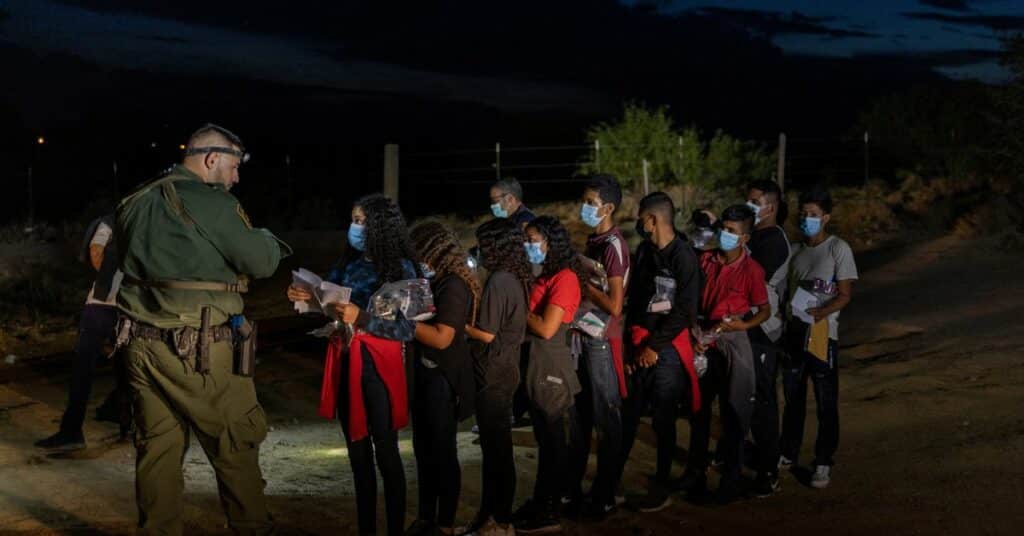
[863,131,870,187]
[26,165,34,230]
[594,139,601,172]
[776,132,786,193]
[642,159,650,195]
[384,144,400,201]
[494,142,501,180]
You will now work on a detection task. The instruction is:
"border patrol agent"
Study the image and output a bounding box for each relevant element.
[115,124,290,535]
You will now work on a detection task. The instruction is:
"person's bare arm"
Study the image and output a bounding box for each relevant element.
[415,322,457,350]
[719,306,771,332]
[465,324,495,344]
[89,244,105,272]
[527,304,566,340]
[807,279,854,322]
[584,276,624,317]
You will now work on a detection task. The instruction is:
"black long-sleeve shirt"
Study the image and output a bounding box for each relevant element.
[627,234,700,353]
[748,226,789,282]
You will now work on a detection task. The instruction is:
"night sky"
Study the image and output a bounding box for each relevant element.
[0,0,1020,223]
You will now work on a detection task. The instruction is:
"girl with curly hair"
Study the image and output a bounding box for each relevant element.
[513,215,584,534]
[286,193,418,536]
[403,219,480,536]
[463,218,533,536]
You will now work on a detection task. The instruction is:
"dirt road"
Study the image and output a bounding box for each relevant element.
[2,235,1022,535]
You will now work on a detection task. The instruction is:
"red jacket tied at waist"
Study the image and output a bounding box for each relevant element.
[319,332,409,442]
[629,326,701,412]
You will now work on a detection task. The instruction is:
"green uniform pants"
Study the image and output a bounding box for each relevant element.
[125,337,274,535]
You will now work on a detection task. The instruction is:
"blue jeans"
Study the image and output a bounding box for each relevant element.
[619,345,686,485]
[568,337,624,505]
[780,323,840,467]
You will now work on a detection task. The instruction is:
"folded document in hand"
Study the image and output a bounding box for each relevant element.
[292,268,352,317]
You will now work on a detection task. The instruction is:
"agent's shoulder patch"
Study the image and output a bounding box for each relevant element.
[236,203,253,229]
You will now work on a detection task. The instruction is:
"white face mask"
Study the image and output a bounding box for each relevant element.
[746,201,763,225]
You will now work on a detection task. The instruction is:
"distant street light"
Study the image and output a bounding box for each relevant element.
[36,136,45,145]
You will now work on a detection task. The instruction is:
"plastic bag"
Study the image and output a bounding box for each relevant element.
[578,255,608,292]
[691,324,722,378]
[572,305,610,339]
[369,279,436,322]
[647,276,676,314]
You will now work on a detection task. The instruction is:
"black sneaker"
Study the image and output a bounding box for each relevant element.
[559,495,584,519]
[713,478,742,505]
[405,519,437,536]
[515,506,562,534]
[512,499,542,526]
[581,499,616,522]
[34,432,86,451]
[753,472,781,498]
[672,471,708,497]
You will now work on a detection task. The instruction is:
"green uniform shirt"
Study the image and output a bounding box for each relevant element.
[116,164,291,328]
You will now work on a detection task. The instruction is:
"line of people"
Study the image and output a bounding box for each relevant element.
[286,175,858,536]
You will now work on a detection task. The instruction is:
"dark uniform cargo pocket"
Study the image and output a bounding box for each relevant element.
[224,404,268,453]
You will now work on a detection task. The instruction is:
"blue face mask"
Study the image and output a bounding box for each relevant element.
[580,203,605,228]
[800,217,822,237]
[718,230,741,252]
[348,223,366,251]
[525,241,546,265]
[420,263,436,279]
[491,202,508,219]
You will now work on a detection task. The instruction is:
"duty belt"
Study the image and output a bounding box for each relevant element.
[123,274,249,294]
[132,323,234,343]
[130,320,234,373]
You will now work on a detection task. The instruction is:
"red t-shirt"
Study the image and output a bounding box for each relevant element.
[699,250,768,323]
[530,268,581,323]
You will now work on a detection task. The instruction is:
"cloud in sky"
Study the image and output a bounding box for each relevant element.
[917,0,973,12]
[901,11,1024,31]
[694,7,880,39]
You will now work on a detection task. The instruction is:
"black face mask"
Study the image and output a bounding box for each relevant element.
[635,217,652,241]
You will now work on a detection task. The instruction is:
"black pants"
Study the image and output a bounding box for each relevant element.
[530,405,574,504]
[476,383,517,524]
[59,304,121,437]
[412,361,461,528]
[749,328,781,476]
[687,349,746,484]
[341,349,407,536]
[618,345,686,486]
[512,345,531,422]
[780,323,840,467]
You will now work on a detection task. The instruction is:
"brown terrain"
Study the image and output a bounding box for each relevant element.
[1,230,1023,535]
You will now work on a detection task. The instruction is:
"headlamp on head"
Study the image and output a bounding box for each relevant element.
[184,146,251,164]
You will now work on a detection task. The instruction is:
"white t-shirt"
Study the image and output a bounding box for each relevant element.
[788,235,858,340]
[85,222,124,306]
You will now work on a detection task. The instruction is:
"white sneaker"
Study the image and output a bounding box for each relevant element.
[811,465,831,489]
[778,455,794,469]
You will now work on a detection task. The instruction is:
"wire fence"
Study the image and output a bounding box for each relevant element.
[0,132,875,227]
[398,133,872,215]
